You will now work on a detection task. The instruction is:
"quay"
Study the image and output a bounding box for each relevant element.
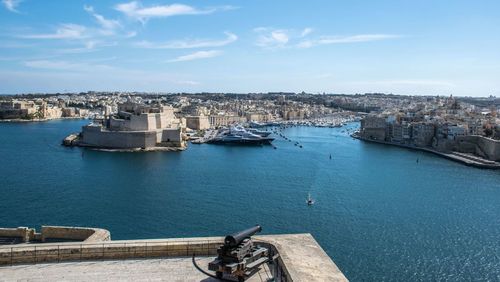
[353,134,500,169]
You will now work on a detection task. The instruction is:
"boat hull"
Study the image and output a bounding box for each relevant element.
[208,137,274,145]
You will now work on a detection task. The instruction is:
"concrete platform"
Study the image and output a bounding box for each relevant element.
[0,257,273,282]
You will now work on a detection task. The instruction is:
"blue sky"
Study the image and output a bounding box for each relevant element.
[1,0,499,96]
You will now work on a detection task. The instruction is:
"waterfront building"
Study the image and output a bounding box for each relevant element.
[209,114,246,127]
[246,112,273,122]
[360,116,386,141]
[185,115,210,130]
[359,109,500,165]
[0,100,37,119]
[412,122,436,147]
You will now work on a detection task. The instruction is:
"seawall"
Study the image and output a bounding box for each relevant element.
[354,134,500,169]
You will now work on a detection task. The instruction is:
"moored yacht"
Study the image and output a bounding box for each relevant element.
[234,125,272,137]
[209,126,274,144]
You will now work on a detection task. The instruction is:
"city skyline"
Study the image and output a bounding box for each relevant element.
[1,0,500,96]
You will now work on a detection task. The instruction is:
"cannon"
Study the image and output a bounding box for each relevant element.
[208,225,269,282]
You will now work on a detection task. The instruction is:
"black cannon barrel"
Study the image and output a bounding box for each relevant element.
[224,225,262,247]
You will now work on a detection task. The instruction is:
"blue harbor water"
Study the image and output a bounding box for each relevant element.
[1,120,499,281]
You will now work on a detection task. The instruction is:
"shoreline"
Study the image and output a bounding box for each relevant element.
[65,141,187,152]
[353,134,500,170]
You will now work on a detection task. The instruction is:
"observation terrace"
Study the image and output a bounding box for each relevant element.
[0,230,347,282]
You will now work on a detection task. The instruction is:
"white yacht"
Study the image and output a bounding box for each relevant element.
[234,125,272,137]
[209,126,274,144]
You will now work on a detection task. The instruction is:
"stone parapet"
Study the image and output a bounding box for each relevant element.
[0,226,110,244]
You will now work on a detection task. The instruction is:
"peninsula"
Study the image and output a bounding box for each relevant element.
[356,95,500,169]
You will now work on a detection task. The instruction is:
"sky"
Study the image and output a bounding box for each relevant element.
[1,0,499,96]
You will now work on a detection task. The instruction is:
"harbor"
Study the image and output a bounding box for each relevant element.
[190,116,358,146]
[2,120,500,281]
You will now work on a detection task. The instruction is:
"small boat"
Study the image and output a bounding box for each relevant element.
[307,193,314,205]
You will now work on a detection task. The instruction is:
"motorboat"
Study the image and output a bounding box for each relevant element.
[248,121,266,128]
[209,126,274,145]
[234,125,272,137]
[307,193,314,205]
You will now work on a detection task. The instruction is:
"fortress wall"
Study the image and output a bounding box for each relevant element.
[0,226,110,244]
[129,114,149,131]
[456,135,500,161]
[81,126,157,149]
[41,226,110,243]
[159,128,183,147]
[147,115,157,131]
[0,227,34,242]
[109,118,128,131]
[161,128,182,142]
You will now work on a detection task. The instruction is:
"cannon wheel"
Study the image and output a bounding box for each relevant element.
[215,271,223,279]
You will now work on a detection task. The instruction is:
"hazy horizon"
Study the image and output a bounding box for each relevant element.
[1,0,499,96]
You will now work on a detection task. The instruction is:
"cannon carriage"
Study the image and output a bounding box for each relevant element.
[208,225,269,282]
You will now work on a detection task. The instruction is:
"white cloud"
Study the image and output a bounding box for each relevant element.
[84,5,121,34]
[19,5,131,41]
[135,32,237,49]
[24,60,114,72]
[125,31,137,38]
[374,80,456,87]
[271,31,289,44]
[17,6,132,53]
[301,28,313,37]
[167,50,222,63]
[298,34,400,48]
[2,0,22,12]
[255,28,290,48]
[56,41,117,54]
[254,27,400,49]
[20,24,88,40]
[176,80,200,85]
[114,1,229,22]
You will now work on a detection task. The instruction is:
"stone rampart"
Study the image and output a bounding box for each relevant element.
[40,226,110,243]
[81,125,157,149]
[455,135,500,161]
[0,227,34,242]
[0,234,348,282]
[0,226,110,244]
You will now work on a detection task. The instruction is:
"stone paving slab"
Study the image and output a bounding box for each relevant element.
[0,257,272,282]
